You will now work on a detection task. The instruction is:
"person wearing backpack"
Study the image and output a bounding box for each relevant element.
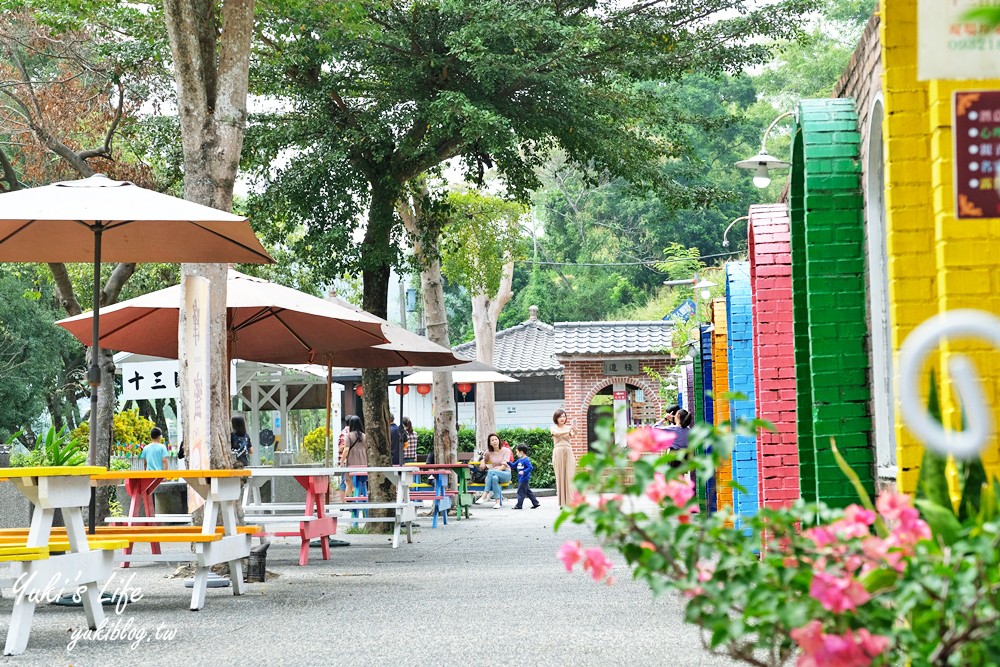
[230,415,253,466]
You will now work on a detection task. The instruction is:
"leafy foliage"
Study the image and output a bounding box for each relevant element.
[301,426,330,462]
[11,425,86,466]
[557,420,1000,665]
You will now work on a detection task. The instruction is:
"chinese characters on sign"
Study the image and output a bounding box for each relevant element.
[120,362,180,400]
[603,359,640,376]
[919,0,1000,80]
[612,390,627,401]
[953,91,1000,219]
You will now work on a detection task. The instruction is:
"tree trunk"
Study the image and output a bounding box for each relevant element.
[362,179,397,530]
[398,184,458,467]
[163,0,254,480]
[471,260,514,453]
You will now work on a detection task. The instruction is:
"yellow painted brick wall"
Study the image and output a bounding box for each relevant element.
[927,79,1000,478]
[711,298,733,510]
[880,0,936,493]
[882,1,1000,490]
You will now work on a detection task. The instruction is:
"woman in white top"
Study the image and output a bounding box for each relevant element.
[476,433,512,509]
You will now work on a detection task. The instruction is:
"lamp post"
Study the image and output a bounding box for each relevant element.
[722,215,750,248]
[735,110,795,188]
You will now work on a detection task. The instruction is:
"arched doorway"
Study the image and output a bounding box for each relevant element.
[865,96,896,480]
[584,381,660,451]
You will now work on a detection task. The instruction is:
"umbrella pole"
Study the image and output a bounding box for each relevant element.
[88,226,103,535]
[324,360,333,468]
[398,371,404,426]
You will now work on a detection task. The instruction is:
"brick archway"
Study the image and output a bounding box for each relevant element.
[569,375,663,454]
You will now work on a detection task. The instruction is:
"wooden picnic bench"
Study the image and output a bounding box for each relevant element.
[244,466,419,549]
[0,466,125,655]
[91,469,255,610]
[242,467,340,565]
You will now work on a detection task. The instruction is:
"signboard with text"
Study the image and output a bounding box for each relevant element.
[603,359,640,376]
[121,361,180,400]
[954,91,1000,219]
[919,1,1000,80]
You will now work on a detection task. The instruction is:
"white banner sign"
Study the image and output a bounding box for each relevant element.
[919,0,1000,80]
[184,276,211,512]
[121,361,180,400]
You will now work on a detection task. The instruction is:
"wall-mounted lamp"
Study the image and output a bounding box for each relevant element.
[693,279,716,300]
[722,216,750,248]
[735,110,795,188]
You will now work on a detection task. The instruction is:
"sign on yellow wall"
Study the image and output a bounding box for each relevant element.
[919,1,1000,80]
[954,90,1000,218]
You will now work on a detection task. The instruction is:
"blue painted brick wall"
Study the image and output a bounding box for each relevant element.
[726,262,758,525]
[700,325,714,425]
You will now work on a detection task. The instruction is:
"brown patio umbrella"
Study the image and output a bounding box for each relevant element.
[57,270,464,464]
[57,270,389,364]
[0,174,272,460]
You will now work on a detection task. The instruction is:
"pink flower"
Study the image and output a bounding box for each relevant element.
[626,427,675,461]
[876,492,912,522]
[804,526,836,548]
[792,621,889,667]
[809,572,871,613]
[696,562,714,583]
[664,478,695,508]
[569,490,588,508]
[597,494,624,510]
[581,547,613,582]
[856,628,890,660]
[844,505,876,527]
[557,540,583,572]
[645,472,670,504]
[639,541,657,551]
[791,620,824,656]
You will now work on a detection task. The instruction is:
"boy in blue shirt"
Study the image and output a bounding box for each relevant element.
[140,427,169,471]
[511,445,540,510]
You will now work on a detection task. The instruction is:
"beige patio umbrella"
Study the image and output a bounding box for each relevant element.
[57,270,389,364]
[0,174,272,467]
[58,269,464,464]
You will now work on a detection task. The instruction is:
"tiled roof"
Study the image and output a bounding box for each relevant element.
[453,319,559,376]
[553,321,674,356]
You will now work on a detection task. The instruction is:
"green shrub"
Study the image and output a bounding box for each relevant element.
[413,426,555,488]
[301,427,330,462]
[11,425,87,467]
[73,409,159,451]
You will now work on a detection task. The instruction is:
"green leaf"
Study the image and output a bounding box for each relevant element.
[862,566,898,594]
[958,456,987,523]
[916,370,952,510]
[829,439,874,511]
[914,498,963,547]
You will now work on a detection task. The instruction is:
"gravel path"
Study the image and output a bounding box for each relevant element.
[3,499,740,667]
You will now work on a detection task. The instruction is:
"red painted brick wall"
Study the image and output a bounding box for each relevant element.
[749,204,800,508]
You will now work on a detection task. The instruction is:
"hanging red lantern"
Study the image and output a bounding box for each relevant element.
[416,384,432,395]
[395,385,410,395]
[456,382,473,395]
[354,385,364,397]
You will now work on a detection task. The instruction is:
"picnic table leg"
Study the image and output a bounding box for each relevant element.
[311,477,331,562]
[190,565,209,611]
[4,598,36,655]
[63,506,104,630]
[140,481,162,557]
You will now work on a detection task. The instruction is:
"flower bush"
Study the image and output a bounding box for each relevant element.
[555,421,1000,666]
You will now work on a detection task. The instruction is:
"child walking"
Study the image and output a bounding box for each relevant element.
[511,445,541,510]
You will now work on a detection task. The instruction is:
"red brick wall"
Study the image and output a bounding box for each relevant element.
[749,204,800,508]
[560,357,673,455]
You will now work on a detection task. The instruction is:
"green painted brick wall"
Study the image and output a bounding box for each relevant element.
[790,98,876,509]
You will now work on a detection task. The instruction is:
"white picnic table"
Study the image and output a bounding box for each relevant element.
[243,466,419,549]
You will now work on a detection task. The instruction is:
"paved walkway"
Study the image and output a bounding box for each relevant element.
[7,499,739,666]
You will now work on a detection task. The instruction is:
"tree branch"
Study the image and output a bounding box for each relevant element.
[48,263,82,316]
